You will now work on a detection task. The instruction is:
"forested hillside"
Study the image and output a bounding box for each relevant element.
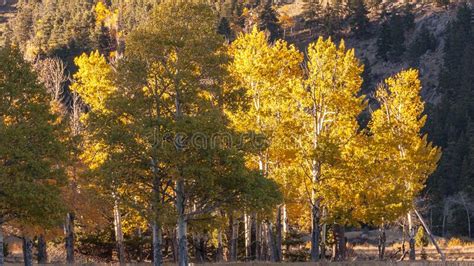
[0,0,473,264]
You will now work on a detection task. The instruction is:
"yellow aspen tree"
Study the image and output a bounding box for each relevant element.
[229,26,302,261]
[70,51,127,263]
[292,37,365,261]
[71,51,115,113]
[368,69,441,259]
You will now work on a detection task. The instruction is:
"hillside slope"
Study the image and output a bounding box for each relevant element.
[279,1,456,104]
[0,0,17,46]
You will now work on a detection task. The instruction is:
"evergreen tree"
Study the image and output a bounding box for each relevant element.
[258,1,282,42]
[347,0,370,36]
[0,46,68,265]
[376,12,407,61]
[388,13,406,60]
[425,4,474,237]
[302,0,323,31]
[408,24,437,62]
[402,4,415,31]
[376,19,391,61]
[218,17,233,40]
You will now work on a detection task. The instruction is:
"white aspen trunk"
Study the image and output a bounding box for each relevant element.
[408,212,416,261]
[176,179,188,266]
[137,228,143,262]
[400,222,407,261]
[442,211,447,237]
[216,229,224,262]
[113,197,125,263]
[37,235,48,264]
[0,223,4,266]
[310,161,320,262]
[151,158,163,266]
[65,213,75,264]
[378,225,386,260]
[152,222,163,266]
[275,206,283,262]
[230,216,239,261]
[261,223,268,261]
[468,211,471,239]
[267,222,276,262]
[254,217,261,260]
[310,204,320,261]
[414,209,445,261]
[244,213,251,260]
[430,208,433,231]
[321,209,327,260]
[462,202,471,238]
[282,204,288,235]
[22,237,33,266]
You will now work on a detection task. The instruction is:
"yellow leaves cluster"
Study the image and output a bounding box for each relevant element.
[95,2,118,29]
[229,26,302,135]
[325,69,441,226]
[230,29,440,228]
[71,51,115,112]
[80,141,109,170]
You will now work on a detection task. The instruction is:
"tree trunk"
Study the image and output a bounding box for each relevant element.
[332,224,345,261]
[249,213,258,260]
[442,200,449,238]
[465,205,471,238]
[310,160,320,262]
[414,208,445,261]
[275,206,283,262]
[216,229,224,262]
[321,209,327,260]
[136,228,143,262]
[230,215,239,262]
[37,235,48,264]
[65,212,75,264]
[267,222,276,262]
[170,229,178,263]
[408,212,416,261]
[152,222,163,266]
[22,237,33,266]
[378,226,386,260]
[310,203,320,261]
[254,217,261,260]
[151,158,163,266]
[0,223,4,266]
[176,179,188,266]
[282,204,288,235]
[261,223,268,261]
[321,223,327,260]
[113,197,125,263]
[193,234,200,263]
[244,213,251,260]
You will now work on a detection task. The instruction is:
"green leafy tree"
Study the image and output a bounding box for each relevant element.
[0,46,68,265]
[99,3,282,265]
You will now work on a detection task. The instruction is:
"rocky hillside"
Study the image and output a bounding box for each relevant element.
[0,0,17,46]
[0,0,461,104]
[278,1,459,104]
[349,4,453,103]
